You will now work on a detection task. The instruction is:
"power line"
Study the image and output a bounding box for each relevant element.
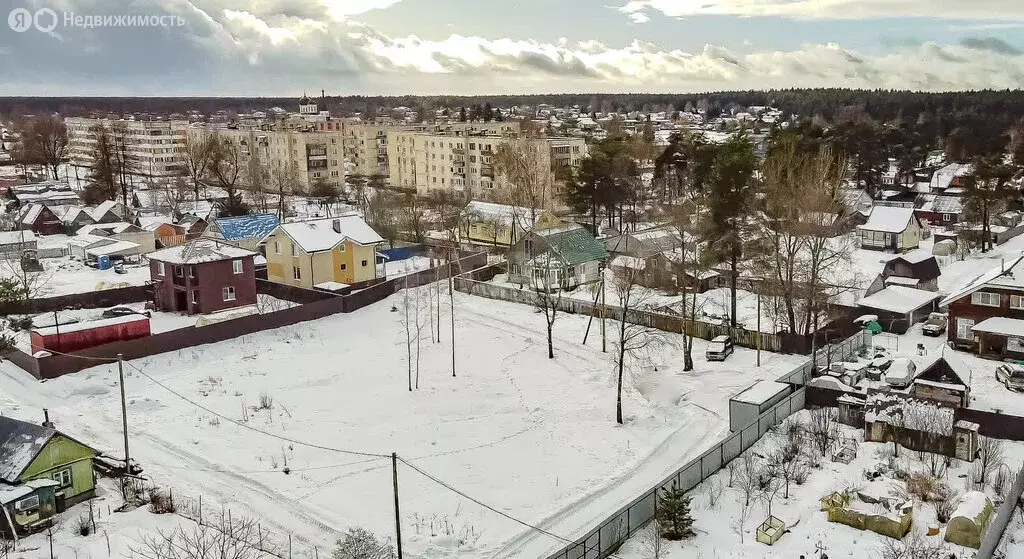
[122,360,389,459]
[145,455,386,475]
[396,456,573,545]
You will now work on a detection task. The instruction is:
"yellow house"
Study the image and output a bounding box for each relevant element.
[462,201,563,247]
[263,216,384,288]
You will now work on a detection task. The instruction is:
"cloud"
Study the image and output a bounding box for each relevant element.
[960,37,1022,55]
[627,11,651,23]
[617,0,1024,21]
[4,0,1024,95]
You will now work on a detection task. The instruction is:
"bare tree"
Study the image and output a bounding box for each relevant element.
[765,431,808,499]
[332,528,395,559]
[86,124,118,203]
[15,115,68,181]
[734,451,760,508]
[207,133,248,216]
[731,493,752,544]
[243,133,271,213]
[873,530,947,559]
[611,265,665,424]
[183,131,215,203]
[807,407,839,458]
[494,138,551,227]
[130,511,266,559]
[270,161,301,219]
[976,436,1004,485]
[109,121,137,205]
[366,190,400,248]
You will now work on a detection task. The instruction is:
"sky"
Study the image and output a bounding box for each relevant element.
[0,0,1023,96]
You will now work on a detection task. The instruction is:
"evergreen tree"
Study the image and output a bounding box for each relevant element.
[484,102,493,122]
[965,153,1015,253]
[657,484,695,540]
[459,106,467,122]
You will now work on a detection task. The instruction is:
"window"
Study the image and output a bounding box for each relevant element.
[191,290,199,304]
[338,243,345,252]
[222,286,236,301]
[361,259,368,267]
[232,259,243,274]
[188,265,195,278]
[51,468,72,488]
[971,292,1000,307]
[956,318,976,340]
[156,261,165,276]
[174,266,183,278]
[293,267,301,280]
[274,241,280,254]
[1013,295,1024,309]
[291,244,297,257]
[15,495,38,512]
[340,264,347,271]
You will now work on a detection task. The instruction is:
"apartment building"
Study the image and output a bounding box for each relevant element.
[387,128,585,204]
[65,117,188,180]
[201,128,346,191]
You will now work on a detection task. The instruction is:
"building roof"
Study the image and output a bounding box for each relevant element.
[214,214,281,241]
[147,238,257,264]
[0,479,60,505]
[885,250,941,282]
[85,239,141,257]
[0,415,57,483]
[19,203,47,226]
[537,224,609,266]
[276,215,384,253]
[33,313,148,336]
[465,201,533,228]
[938,255,1024,307]
[77,222,139,236]
[856,285,941,314]
[61,206,95,224]
[0,230,36,246]
[858,206,917,234]
[90,200,127,221]
[971,317,1024,337]
[731,380,790,405]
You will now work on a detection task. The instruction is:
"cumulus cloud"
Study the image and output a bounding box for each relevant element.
[960,37,1022,56]
[617,0,1024,21]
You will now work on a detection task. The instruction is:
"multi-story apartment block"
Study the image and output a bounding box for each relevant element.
[201,128,346,191]
[387,127,585,204]
[65,117,188,180]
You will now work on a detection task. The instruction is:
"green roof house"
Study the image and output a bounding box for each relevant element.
[508,222,609,290]
[0,416,97,535]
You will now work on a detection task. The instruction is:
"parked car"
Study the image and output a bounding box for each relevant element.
[113,261,126,274]
[995,364,1024,391]
[101,306,151,319]
[921,313,947,337]
[706,335,734,361]
[885,357,917,389]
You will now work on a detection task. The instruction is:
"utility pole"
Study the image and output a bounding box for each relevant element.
[756,288,761,367]
[449,250,456,378]
[600,267,606,353]
[391,453,404,559]
[53,310,60,348]
[117,354,130,473]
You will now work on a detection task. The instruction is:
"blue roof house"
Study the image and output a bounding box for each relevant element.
[204,213,281,252]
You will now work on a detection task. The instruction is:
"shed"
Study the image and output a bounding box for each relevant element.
[944,491,994,549]
[30,314,151,354]
[729,381,791,432]
[0,479,59,536]
[0,230,37,257]
[856,286,941,334]
[970,317,1024,360]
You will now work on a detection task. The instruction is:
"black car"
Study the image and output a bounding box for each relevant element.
[101,306,150,318]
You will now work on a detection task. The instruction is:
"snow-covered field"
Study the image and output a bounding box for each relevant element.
[0,256,151,297]
[386,255,436,279]
[614,409,1024,559]
[0,289,805,559]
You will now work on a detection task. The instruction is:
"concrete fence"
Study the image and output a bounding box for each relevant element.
[978,465,1024,559]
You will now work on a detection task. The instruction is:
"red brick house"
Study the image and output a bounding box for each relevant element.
[940,255,1024,359]
[148,238,258,315]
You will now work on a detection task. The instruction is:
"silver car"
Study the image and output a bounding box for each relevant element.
[996,364,1024,391]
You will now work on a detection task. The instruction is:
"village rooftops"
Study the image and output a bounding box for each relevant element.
[465,201,535,228]
[147,238,257,265]
[275,215,384,253]
[857,206,917,233]
[856,285,941,314]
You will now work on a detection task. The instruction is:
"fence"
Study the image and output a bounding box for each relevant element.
[977,465,1024,559]
[0,284,151,315]
[543,388,807,559]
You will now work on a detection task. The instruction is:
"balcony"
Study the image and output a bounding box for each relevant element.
[452,148,465,155]
[481,165,494,178]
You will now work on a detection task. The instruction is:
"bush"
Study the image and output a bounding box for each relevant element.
[76,514,92,536]
[332,528,395,559]
[935,488,959,524]
[257,392,274,411]
[149,487,176,514]
[907,474,947,502]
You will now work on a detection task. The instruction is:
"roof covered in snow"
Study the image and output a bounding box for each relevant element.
[61,206,95,224]
[939,255,1024,307]
[971,316,1024,337]
[465,201,534,228]
[0,415,56,483]
[731,380,790,405]
[856,285,940,314]
[214,213,281,241]
[858,206,917,234]
[147,238,257,264]
[0,478,60,505]
[0,230,36,246]
[33,313,148,336]
[277,215,384,252]
[77,222,140,236]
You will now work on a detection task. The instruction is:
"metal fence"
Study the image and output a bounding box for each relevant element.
[978,465,1024,559]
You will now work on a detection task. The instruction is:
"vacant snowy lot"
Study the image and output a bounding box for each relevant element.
[0,289,804,559]
[0,255,151,296]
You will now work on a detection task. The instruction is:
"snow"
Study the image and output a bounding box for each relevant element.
[77,222,137,235]
[33,313,148,336]
[938,254,1024,307]
[897,249,934,264]
[279,215,383,252]
[465,201,533,227]
[857,206,914,233]
[856,286,940,314]
[0,229,36,246]
[313,281,349,291]
[971,316,1024,337]
[0,257,151,297]
[0,289,805,559]
[884,276,920,286]
[609,255,646,270]
[950,491,990,521]
[0,478,58,504]
[730,380,789,405]
[385,256,434,279]
[86,239,141,257]
[148,238,256,265]
[20,203,43,226]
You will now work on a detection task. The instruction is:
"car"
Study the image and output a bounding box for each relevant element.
[884,357,917,389]
[113,261,127,274]
[921,313,947,337]
[101,306,150,319]
[995,364,1024,391]
[705,335,734,361]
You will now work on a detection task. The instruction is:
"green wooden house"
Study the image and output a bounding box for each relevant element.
[0,415,97,534]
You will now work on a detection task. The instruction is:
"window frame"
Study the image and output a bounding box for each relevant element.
[971,291,1001,307]
[191,290,199,304]
[222,286,236,301]
[156,261,165,276]
[232,259,243,275]
[15,495,39,512]
[293,266,301,280]
[956,317,976,340]
[51,467,73,488]
[1011,295,1024,310]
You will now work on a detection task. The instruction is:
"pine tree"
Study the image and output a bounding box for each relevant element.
[657,484,695,540]
[459,106,467,122]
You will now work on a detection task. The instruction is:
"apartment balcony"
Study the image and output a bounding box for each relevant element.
[481,165,494,178]
[452,148,465,155]
[480,149,493,156]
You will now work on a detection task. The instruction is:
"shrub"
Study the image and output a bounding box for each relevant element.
[76,514,92,536]
[257,392,274,411]
[935,488,959,524]
[149,487,176,514]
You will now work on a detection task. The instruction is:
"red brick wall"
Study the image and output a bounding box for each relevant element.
[149,256,257,314]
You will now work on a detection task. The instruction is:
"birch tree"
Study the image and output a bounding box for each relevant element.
[494,138,550,226]
[183,131,215,203]
[611,265,664,424]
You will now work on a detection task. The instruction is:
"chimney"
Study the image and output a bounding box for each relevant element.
[332,219,341,234]
[321,89,325,100]
[42,408,53,428]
